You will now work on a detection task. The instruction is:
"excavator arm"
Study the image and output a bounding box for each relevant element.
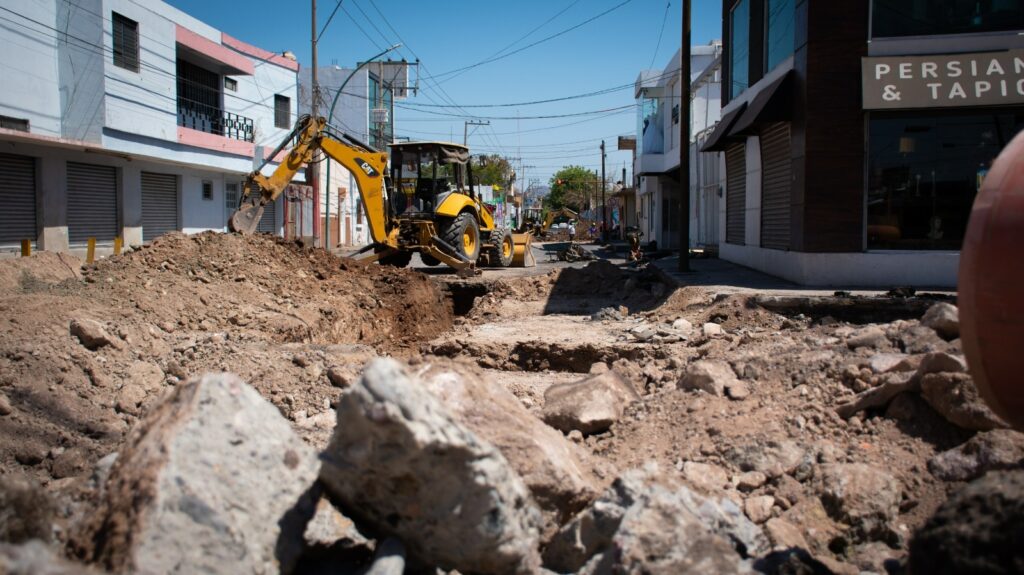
[228,116,391,245]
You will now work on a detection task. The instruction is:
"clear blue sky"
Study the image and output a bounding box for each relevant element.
[167,0,723,186]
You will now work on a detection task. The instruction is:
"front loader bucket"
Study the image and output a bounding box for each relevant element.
[511,233,536,267]
[228,201,265,234]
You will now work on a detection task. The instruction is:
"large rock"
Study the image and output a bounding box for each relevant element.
[541,370,640,434]
[928,429,1024,481]
[910,470,1024,575]
[723,439,806,479]
[921,372,1007,431]
[846,326,888,350]
[543,468,766,574]
[73,373,320,575]
[679,360,743,397]
[921,302,960,340]
[320,359,542,574]
[418,360,602,528]
[69,318,120,350]
[814,464,901,541]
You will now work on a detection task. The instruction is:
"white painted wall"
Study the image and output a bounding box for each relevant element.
[0,0,61,136]
[58,0,105,143]
[720,243,959,288]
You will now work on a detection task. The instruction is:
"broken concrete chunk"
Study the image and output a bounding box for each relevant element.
[920,302,959,340]
[679,360,739,397]
[682,461,729,494]
[846,326,888,350]
[917,351,967,376]
[74,373,320,575]
[673,318,694,334]
[815,463,900,541]
[703,322,725,337]
[927,429,1024,481]
[418,360,601,531]
[70,318,120,350]
[865,353,916,374]
[921,372,1008,431]
[320,359,543,574]
[303,494,369,549]
[542,370,640,435]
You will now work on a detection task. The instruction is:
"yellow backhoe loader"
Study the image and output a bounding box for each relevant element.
[229,115,532,275]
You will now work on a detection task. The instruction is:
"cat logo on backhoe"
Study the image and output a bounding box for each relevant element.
[355,159,379,178]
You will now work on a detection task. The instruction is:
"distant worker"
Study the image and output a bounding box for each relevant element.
[568,220,577,242]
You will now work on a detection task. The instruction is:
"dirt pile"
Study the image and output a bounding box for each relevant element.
[0,232,452,492]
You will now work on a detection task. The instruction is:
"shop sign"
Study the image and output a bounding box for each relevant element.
[862,50,1024,110]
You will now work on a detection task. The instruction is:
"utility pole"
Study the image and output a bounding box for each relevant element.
[311,0,321,249]
[463,120,490,146]
[601,140,607,242]
[678,0,692,272]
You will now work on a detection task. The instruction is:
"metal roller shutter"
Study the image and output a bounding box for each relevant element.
[257,197,276,234]
[725,143,746,245]
[68,162,118,243]
[760,123,792,250]
[0,153,37,244]
[141,172,179,242]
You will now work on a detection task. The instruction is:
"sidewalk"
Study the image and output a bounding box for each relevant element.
[650,255,950,297]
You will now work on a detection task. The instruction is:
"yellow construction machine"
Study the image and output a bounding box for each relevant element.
[229,115,532,275]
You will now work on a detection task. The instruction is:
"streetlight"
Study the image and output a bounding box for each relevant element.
[322,43,402,250]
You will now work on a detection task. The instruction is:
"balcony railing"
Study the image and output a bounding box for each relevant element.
[177,97,254,143]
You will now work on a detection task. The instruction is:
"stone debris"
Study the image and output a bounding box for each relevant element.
[682,461,730,494]
[910,470,1024,575]
[920,302,960,341]
[303,494,369,549]
[0,475,54,544]
[679,360,744,398]
[72,373,320,575]
[744,495,775,524]
[0,540,101,575]
[702,322,725,337]
[815,463,901,541]
[320,359,543,574]
[928,429,1024,481]
[542,468,766,574]
[69,318,121,350]
[846,326,888,350]
[921,372,1007,431]
[417,360,602,528]
[542,370,641,435]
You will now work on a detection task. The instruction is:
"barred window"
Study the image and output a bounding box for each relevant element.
[112,12,140,72]
[274,94,290,129]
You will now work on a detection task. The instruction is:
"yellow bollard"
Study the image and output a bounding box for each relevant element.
[20,239,30,257]
[86,238,96,264]
[113,237,122,256]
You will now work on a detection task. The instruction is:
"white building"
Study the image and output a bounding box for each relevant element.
[634,41,723,250]
[0,0,299,256]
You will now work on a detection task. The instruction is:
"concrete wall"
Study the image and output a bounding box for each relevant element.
[720,243,959,288]
[57,0,105,143]
[0,0,61,137]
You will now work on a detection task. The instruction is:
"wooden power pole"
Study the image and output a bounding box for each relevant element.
[679,0,691,271]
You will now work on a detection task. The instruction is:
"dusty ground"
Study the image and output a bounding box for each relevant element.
[0,233,1005,572]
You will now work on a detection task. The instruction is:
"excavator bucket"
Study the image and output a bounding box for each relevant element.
[511,232,536,267]
[228,200,264,235]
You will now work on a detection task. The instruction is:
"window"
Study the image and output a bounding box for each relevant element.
[274,94,290,129]
[112,12,139,72]
[765,0,794,72]
[0,115,29,132]
[730,0,750,99]
[224,77,238,91]
[866,109,1024,250]
[225,182,239,211]
[873,0,1024,38]
[202,180,213,201]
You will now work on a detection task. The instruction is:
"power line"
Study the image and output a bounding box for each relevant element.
[648,1,672,70]
[394,103,638,121]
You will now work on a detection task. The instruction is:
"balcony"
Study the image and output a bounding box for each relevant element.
[177,97,254,143]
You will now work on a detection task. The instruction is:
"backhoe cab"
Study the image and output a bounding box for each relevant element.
[228,116,527,276]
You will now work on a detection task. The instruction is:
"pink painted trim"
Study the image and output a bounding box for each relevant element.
[221,33,300,72]
[176,26,255,76]
[177,126,255,157]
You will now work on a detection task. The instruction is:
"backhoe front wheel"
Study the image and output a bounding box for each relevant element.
[440,212,481,263]
[490,229,514,267]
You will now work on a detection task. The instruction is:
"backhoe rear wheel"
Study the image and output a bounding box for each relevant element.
[420,253,441,266]
[376,248,413,268]
[490,229,514,267]
[440,212,481,263]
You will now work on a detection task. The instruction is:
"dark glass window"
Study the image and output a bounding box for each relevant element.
[730,0,750,99]
[765,0,794,71]
[867,109,1024,250]
[873,0,1024,38]
[112,12,139,72]
[274,94,290,129]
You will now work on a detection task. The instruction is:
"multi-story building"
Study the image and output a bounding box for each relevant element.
[300,60,410,248]
[634,41,723,250]
[704,0,1024,286]
[0,0,299,256]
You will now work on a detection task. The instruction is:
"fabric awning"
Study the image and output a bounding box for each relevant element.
[700,103,747,152]
[730,71,795,135]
